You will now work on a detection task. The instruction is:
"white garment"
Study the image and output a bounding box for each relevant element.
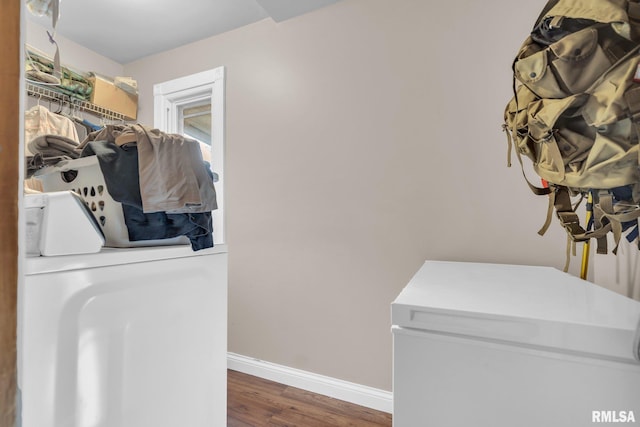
[24,105,79,156]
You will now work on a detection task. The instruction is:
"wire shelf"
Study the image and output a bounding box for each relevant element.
[26,81,128,122]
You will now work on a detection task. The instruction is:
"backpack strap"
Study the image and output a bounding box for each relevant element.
[505,62,552,197]
[595,192,640,254]
[590,191,610,254]
[552,187,615,270]
[538,187,556,236]
[554,186,613,247]
[597,192,623,253]
[512,143,552,196]
[554,186,587,239]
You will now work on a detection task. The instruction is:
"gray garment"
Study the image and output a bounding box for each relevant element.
[26,134,81,175]
[28,134,80,159]
[133,125,217,214]
[78,124,217,214]
[77,124,127,150]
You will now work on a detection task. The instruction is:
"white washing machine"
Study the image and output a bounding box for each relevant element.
[392,261,640,427]
[19,245,228,427]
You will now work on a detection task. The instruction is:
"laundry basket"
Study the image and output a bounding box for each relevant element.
[33,156,189,248]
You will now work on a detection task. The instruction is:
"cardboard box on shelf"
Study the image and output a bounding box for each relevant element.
[89,73,138,120]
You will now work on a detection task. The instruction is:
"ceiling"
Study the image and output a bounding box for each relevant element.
[26,0,341,64]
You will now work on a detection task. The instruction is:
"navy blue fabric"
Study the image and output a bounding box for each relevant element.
[610,186,638,245]
[121,205,213,251]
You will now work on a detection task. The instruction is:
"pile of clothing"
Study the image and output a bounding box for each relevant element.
[77,124,218,251]
[27,112,218,251]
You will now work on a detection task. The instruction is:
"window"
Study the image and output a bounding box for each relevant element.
[154,68,225,244]
[180,102,211,146]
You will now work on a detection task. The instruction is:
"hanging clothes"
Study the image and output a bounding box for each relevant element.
[25,104,81,177]
[24,104,79,155]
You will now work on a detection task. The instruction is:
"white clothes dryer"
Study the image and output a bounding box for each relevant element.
[19,245,228,427]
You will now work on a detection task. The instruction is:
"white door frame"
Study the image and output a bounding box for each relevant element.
[153,67,225,244]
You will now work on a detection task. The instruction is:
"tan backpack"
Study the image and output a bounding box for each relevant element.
[504,0,640,267]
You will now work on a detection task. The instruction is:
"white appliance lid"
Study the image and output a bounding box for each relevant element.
[392,261,640,363]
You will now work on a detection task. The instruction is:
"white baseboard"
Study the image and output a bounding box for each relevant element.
[227,352,393,414]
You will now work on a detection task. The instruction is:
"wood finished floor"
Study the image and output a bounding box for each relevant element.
[227,370,393,427]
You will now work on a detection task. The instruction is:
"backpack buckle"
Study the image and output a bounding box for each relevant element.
[556,211,587,240]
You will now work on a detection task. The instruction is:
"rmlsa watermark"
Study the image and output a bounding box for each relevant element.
[592,411,636,423]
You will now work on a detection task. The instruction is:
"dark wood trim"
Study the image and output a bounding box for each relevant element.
[0,1,21,425]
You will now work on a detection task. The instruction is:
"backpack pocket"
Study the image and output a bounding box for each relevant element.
[582,58,640,126]
[571,125,639,188]
[527,94,590,183]
[555,124,594,173]
[515,27,612,98]
[504,85,538,162]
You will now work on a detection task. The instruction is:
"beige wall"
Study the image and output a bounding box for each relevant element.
[124,0,571,391]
